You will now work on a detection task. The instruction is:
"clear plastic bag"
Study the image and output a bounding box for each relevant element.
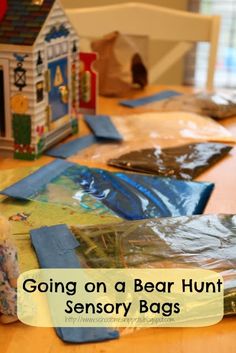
[108,142,232,180]
[138,92,236,119]
[70,112,236,168]
[1,161,214,221]
[72,214,236,316]
[0,167,120,273]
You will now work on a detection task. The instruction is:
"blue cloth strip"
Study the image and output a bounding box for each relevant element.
[119,90,182,108]
[45,134,98,159]
[1,159,74,199]
[84,115,123,141]
[30,225,119,343]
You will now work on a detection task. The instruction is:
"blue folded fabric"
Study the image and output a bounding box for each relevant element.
[84,115,123,141]
[1,160,214,220]
[46,134,98,159]
[30,224,119,343]
[119,90,182,108]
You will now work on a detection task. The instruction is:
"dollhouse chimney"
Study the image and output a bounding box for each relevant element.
[0,0,7,22]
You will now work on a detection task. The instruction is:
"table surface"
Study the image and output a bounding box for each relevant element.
[0,85,236,353]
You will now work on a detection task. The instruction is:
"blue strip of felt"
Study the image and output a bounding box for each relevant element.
[30,224,119,343]
[84,115,123,141]
[0,159,74,199]
[119,90,182,108]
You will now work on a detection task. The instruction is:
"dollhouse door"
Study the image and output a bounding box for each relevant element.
[48,57,69,126]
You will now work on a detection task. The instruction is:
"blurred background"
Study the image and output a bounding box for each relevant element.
[62,0,236,88]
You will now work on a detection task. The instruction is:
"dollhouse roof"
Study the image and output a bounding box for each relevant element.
[0,0,56,46]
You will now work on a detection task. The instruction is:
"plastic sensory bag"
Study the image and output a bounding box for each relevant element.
[70,112,236,168]
[108,142,232,180]
[70,165,214,219]
[141,91,236,119]
[72,214,236,316]
[1,160,213,221]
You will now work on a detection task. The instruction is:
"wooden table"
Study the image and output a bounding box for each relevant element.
[0,86,236,353]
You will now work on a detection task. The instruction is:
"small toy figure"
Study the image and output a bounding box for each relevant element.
[0,215,19,324]
[9,212,30,222]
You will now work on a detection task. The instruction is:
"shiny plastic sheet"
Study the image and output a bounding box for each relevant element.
[0,160,117,218]
[140,92,236,119]
[62,165,214,220]
[108,142,232,180]
[0,166,120,273]
[71,112,236,167]
[1,160,214,220]
[72,214,236,316]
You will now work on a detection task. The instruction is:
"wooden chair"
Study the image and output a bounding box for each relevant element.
[65,2,220,89]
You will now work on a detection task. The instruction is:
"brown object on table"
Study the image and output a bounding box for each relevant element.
[91,31,148,97]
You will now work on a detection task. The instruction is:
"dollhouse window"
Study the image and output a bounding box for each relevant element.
[62,42,68,54]
[47,41,69,61]
[55,44,61,57]
[47,46,54,60]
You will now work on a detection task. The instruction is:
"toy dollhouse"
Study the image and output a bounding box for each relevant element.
[0,0,80,160]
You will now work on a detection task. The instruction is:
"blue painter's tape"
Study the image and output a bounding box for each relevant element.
[30,224,119,343]
[45,134,98,159]
[55,327,119,343]
[119,90,182,108]
[0,159,74,199]
[30,224,81,269]
[84,115,123,141]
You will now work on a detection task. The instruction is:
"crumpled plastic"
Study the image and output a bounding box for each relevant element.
[108,142,233,180]
[66,165,214,220]
[140,91,236,119]
[1,160,214,221]
[70,112,236,168]
[72,214,236,316]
